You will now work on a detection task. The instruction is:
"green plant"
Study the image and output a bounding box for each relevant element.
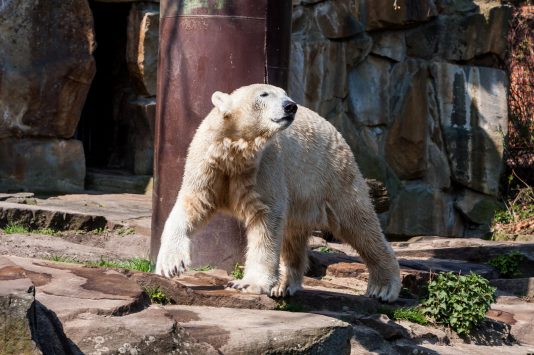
[488,251,524,278]
[318,246,332,253]
[91,227,109,235]
[85,257,153,272]
[117,227,136,236]
[393,307,428,325]
[275,300,304,312]
[2,224,30,234]
[143,286,170,305]
[231,263,244,280]
[421,272,495,335]
[35,228,60,236]
[377,305,428,325]
[191,264,214,272]
[47,255,77,263]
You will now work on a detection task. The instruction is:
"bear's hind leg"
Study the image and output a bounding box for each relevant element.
[330,195,401,302]
[271,228,309,297]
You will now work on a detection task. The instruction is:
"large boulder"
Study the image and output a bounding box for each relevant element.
[0,138,85,193]
[431,62,508,196]
[127,2,159,96]
[406,5,512,61]
[386,182,463,237]
[361,0,438,31]
[0,0,95,139]
[347,55,391,126]
[385,60,430,180]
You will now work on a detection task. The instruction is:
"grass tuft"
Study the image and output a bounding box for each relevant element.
[143,286,170,305]
[231,263,244,280]
[2,224,30,234]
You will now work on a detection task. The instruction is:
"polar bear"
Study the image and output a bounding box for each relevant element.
[155,84,401,302]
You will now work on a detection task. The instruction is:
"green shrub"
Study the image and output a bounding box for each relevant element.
[422,272,495,335]
[488,251,524,278]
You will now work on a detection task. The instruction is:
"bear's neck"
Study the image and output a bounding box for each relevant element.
[206,136,268,175]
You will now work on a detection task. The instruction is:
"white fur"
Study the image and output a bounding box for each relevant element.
[156,84,401,302]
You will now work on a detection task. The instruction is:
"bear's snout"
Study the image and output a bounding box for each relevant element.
[283,100,298,115]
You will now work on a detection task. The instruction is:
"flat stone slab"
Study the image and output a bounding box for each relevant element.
[0,230,149,262]
[0,193,152,235]
[6,256,148,320]
[166,305,353,354]
[489,297,534,346]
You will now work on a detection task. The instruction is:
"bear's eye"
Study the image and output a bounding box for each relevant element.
[260,92,269,97]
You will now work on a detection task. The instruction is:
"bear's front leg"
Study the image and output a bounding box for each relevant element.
[227,218,282,294]
[155,193,213,277]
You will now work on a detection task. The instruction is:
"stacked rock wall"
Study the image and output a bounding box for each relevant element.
[0,0,512,238]
[289,0,511,238]
[0,0,96,193]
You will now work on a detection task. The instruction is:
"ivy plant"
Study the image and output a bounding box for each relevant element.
[421,272,495,335]
[488,251,524,278]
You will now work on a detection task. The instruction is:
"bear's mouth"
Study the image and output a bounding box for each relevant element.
[272,114,295,126]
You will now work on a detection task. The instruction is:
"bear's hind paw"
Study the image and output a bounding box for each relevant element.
[226,279,271,295]
[270,282,302,298]
[366,278,401,303]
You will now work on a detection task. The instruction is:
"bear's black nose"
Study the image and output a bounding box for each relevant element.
[283,101,298,114]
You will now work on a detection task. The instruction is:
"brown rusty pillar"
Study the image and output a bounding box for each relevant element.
[151,1,292,271]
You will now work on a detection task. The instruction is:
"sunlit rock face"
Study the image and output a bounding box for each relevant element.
[289,0,510,237]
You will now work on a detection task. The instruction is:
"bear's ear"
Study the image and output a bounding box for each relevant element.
[211,91,232,117]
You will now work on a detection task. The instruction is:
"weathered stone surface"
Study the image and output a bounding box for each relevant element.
[392,237,534,276]
[0,0,95,139]
[386,182,462,237]
[490,278,534,298]
[314,0,363,39]
[0,192,153,236]
[386,60,429,179]
[455,189,502,225]
[64,307,211,355]
[399,258,499,279]
[167,305,353,354]
[7,256,148,320]
[289,33,371,116]
[489,300,534,346]
[126,97,156,175]
[361,0,438,31]
[0,138,85,193]
[406,6,512,61]
[0,257,40,354]
[431,63,508,196]
[348,55,391,126]
[127,3,159,96]
[371,31,406,62]
[359,314,409,340]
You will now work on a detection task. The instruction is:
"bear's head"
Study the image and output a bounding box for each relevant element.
[211,84,298,141]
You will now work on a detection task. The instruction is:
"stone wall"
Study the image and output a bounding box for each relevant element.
[0,0,511,238]
[289,0,511,238]
[0,0,96,193]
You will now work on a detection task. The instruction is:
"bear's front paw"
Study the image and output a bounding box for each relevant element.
[270,281,302,298]
[155,243,191,278]
[366,275,401,303]
[226,279,272,295]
